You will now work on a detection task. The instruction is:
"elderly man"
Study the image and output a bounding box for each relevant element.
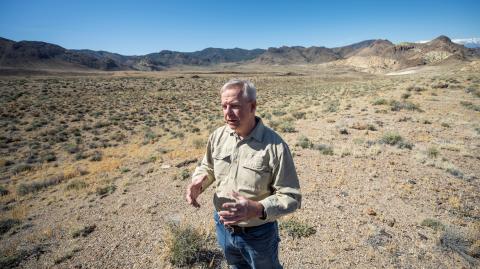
[186,79,301,269]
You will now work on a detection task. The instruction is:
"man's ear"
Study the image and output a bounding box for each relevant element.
[251,101,257,112]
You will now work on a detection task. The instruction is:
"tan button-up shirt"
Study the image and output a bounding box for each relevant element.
[192,117,301,227]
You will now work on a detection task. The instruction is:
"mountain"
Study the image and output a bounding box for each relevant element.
[452,38,480,48]
[0,35,478,73]
[341,35,479,71]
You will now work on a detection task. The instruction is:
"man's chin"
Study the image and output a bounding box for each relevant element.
[227,122,239,129]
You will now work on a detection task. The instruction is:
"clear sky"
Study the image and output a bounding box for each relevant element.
[0,0,479,55]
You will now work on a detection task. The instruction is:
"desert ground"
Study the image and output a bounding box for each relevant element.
[0,62,479,268]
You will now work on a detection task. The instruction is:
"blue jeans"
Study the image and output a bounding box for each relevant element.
[214,211,283,269]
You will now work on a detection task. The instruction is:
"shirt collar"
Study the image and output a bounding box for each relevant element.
[225,116,265,142]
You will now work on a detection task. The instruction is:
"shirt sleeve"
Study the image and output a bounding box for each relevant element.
[191,133,215,192]
[259,142,302,221]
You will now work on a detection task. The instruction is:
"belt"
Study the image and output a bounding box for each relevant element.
[224,222,271,234]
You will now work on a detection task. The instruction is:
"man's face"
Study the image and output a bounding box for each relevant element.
[221,87,256,133]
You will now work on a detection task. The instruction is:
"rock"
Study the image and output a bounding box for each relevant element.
[366,208,377,216]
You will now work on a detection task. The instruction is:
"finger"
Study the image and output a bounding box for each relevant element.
[218,210,236,217]
[222,202,238,210]
[231,191,241,201]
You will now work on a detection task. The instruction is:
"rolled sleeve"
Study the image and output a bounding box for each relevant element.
[259,143,301,221]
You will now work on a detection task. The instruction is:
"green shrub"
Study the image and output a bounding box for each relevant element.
[163,223,204,267]
[379,132,403,145]
[279,122,296,133]
[427,147,439,158]
[280,218,316,238]
[65,179,87,191]
[372,98,388,105]
[0,185,9,196]
[180,169,190,180]
[0,219,21,235]
[313,144,334,155]
[291,111,306,119]
[96,184,116,196]
[17,175,65,196]
[421,218,444,231]
[460,101,480,111]
[296,136,312,149]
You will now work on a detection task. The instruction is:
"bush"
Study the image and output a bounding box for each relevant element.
[180,169,190,180]
[379,132,403,145]
[280,218,316,238]
[96,184,116,196]
[0,185,9,196]
[421,218,444,231]
[163,223,204,267]
[192,138,205,149]
[0,219,21,235]
[313,144,334,155]
[65,179,87,191]
[296,136,312,149]
[291,111,306,119]
[372,98,388,105]
[427,147,439,158]
[279,122,296,133]
[460,101,480,111]
[17,175,65,196]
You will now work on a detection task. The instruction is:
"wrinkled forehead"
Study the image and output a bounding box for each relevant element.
[221,87,245,103]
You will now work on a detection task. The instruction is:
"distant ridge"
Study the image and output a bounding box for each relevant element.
[0,35,478,73]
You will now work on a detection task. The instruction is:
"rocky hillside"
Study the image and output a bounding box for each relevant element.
[0,35,478,72]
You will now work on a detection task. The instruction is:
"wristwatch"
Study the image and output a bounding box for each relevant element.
[259,207,267,220]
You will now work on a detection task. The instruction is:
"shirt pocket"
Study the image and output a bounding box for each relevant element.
[240,155,272,193]
[212,151,231,181]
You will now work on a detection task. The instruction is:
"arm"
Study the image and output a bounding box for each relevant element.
[185,134,215,208]
[259,142,302,221]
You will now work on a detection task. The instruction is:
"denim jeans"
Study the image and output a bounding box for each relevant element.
[214,211,283,269]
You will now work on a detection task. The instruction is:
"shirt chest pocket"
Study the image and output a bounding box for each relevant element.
[213,151,231,180]
[240,154,272,191]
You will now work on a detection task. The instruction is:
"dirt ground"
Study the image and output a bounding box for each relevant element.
[1,63,479,268]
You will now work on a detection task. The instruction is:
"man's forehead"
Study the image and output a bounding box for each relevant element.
[221,87,244,102]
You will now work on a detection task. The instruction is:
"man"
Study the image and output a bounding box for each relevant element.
[185,79,301,269]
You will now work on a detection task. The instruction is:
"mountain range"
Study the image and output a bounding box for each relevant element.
[0,35,478,72]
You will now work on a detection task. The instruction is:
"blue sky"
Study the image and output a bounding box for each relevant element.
[0,0,478,55]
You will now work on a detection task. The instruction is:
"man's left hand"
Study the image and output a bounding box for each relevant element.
[218,192,264,225]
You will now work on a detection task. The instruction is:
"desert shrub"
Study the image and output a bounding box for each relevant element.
[89,151,102,162]
[401,93,411,99]
[65,179,87,191]
[296,136,312,149]
[163,223,205,267]
[96,184,116,196]
[41,152,56,163]
[0,185,9,196]
[16,175,65,196]
[180,169,190,180]
[272,109,286,116]
[0,219,21,235]
[390,100,422,112]
[441,122,450,128]
[421,218,444,231]
[280,218,316,238]
[268,120,280,130]
[372,98,388,105]
[379,132,403,145]
[72,225,96,238]
[460,101,480,111]
[324,101,339,112]
[313,144,334,155]
[192,138,205,149]
[279,122,296,133]
[446,168,464,179]
[12,163,33,174]
[291,111,306,119]
[120,167,131,173]
[65,143,79,154]
[427,147,439,158]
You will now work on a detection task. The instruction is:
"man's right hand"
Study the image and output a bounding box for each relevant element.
[185,174,207,208]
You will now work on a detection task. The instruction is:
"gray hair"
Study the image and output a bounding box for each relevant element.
[220,79,256,101]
